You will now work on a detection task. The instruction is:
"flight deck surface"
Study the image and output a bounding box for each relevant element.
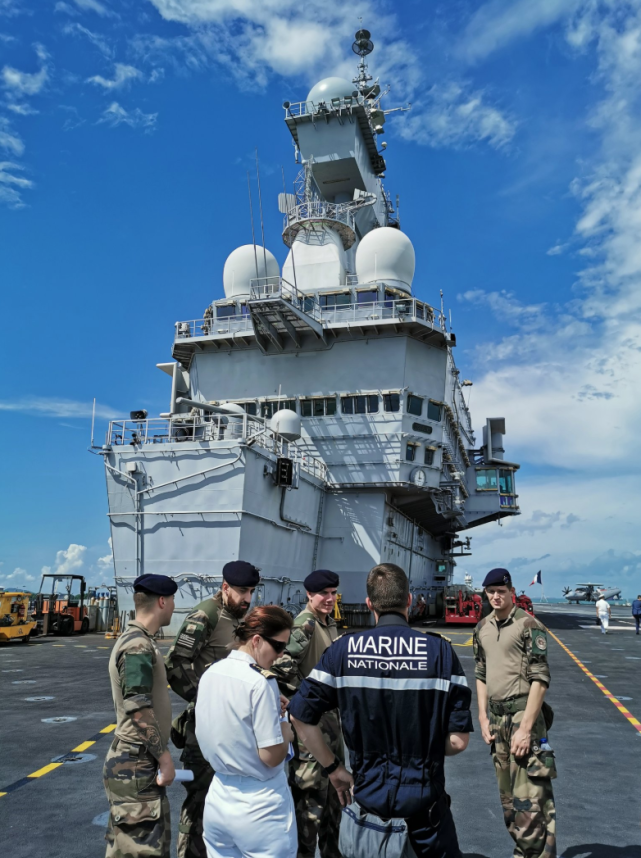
[1,604,639,858]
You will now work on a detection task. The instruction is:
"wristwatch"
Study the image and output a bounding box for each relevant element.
[321,757,341,776]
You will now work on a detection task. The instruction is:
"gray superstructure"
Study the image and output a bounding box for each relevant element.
[98,31,520,632]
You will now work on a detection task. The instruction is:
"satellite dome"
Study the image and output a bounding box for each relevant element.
[223,245,279,299]
[355,227,415,293]
[270,408,301,442]
[306,77,355,110]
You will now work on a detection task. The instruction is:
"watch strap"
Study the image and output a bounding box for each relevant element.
[321,757,340,776]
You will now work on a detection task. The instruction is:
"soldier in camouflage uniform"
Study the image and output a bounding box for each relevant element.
[473,568,556,858]
[104,574,177,858]
[165,560,260,858]
[273,569,344,858]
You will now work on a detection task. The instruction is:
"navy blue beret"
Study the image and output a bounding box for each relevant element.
[223,560,260,587]
[304,569,339,593]
[133,574,178,596]
[482,567,512,588]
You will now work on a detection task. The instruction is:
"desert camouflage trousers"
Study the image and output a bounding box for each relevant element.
[288,710,344,858]
[103,738,171,858]
[176,716,214,858]
[489,707,557,858]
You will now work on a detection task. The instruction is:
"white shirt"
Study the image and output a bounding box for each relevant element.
[195,649,284,781]
[596,598,610,615]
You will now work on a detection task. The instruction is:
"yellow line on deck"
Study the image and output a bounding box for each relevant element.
[547,629,641,735]
[71,741,95,752]
[28,763,63,778]
[100,724,117,734]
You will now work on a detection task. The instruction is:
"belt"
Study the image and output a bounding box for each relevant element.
[488,694,529,716]
[112,737,146,757]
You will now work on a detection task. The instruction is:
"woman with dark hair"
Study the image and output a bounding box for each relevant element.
[196,605,297,858]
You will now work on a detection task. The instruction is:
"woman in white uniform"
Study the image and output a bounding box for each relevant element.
[196,605,297,858]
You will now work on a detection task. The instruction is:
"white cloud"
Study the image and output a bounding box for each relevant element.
[546,242,567,256]
[0,396,117,418]
[71,0,114,16]
[0,117,24,156]
[97,537,114,572]
[43,544,87,578]
[0,160,32,208]
[62,22,113,58]
[5,103,39,116]
[97,101,157,131]
[2,567,35,583]
[399,81,516,150]
[87,63,143,89]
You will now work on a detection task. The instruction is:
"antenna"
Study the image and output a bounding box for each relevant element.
[352,28,374,95]
[247,171,259,279]
[91,397,96,447]
[255,148,268,281]
[396,193,400,229]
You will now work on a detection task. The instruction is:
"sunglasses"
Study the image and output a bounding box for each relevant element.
[262,635,287,654]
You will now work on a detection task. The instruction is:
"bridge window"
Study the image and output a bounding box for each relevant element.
[427,401,442,422]
[476,469,497,491]
[236,402,257,416]
[216,305,237,318]
[319,292,351,308]
[499,469,514,494]
[262,400,296,419]
[424,448,435,466]
[407,394,423,416]
[300,397,336,417]
[383,393,400,412]
[341,395,379,414]
[356,290,378,303]
[406,443,418,462]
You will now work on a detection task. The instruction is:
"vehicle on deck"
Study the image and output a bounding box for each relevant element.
[0,590,37,644]
[31,574,89,637]
[562,583,622,603]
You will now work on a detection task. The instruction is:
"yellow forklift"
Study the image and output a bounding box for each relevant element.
[0,590,37,644]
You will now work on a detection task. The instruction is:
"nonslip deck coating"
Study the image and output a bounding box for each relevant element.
[1,605,639,858]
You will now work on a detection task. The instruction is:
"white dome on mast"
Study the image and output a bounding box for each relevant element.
[306,77,355,110]
[223,245,279,299]
[355,227,415,293]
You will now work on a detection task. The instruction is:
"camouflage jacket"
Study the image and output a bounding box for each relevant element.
[272,608,337,697]
[165,592,239,703]
[473,605,550,700]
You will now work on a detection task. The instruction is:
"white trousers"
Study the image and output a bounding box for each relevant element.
[203,769,297,858]
[599,612,610,633]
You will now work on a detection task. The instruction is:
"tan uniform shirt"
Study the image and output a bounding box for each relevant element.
[108,619,172,749]
[473,606,551,701]
[299,613,338,677]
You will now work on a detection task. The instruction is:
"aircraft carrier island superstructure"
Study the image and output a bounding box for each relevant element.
[100,31,520,631]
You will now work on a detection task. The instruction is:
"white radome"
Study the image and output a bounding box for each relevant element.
[270,409,302,442]
[223,245,280,299]
[355,227,415,293]
[306,77,355,110]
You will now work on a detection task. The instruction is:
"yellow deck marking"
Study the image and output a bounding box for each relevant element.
[0,792,6,797]
[28,763,63,778]
[100,724,117,733]
[548,629,641,735]
[97,646,110,649]
[52,645,65,647]
[74,645,87,648]
[71,741,95,752]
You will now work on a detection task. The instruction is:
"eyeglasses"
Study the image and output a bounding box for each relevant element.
[262,635,287,654]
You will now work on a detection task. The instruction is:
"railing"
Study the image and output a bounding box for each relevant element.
[175,315,253,339]
[249,277,322,322]
[106,415,327,483]
[319,297,439,328]
[285,96,363,118]
[282,200,356,235]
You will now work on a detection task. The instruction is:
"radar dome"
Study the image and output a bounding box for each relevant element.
[306,77,355,109]
[270,408,301,442]
[355,227,415,293]
[223,245,279,299]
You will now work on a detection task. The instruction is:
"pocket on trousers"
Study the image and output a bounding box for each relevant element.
[135,755,160,795]
[526,747,557,780]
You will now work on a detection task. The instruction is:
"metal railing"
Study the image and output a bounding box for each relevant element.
[249,277,322,322]
[285,96,363,118]
[106,415,327,483]
[319,297,439,327]
[175,315,254,339]
[282,200,356,235]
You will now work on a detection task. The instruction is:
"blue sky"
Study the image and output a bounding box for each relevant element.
[1,0,639,597]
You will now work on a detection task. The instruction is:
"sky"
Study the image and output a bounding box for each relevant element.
[0,0,639,598]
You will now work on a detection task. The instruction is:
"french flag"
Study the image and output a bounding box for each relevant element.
[530,570,542,586]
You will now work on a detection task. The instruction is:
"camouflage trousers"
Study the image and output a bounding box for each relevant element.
[177,719,214,858]
[489,707,557,858]
[289,710,344,858]
[103,737,171,858]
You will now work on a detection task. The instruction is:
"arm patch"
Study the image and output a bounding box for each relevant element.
[531,630,548,656]
[174,620,205,655]
[122,652,154,698]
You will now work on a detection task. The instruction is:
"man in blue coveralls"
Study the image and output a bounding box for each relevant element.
[288,563,472,858]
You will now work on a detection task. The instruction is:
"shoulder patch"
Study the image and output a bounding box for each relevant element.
[531,630,548,655]
[174,619,206,654]
[249,662,276,681]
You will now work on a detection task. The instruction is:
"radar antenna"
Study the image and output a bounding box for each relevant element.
[352,28,374,95]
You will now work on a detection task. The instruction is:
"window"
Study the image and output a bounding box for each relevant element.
[406,443,417,462]
[237,401,257,416]
[499,469,514,494]
[300,397,336,417]
[240,303,250,316]
[261,400,296,419]
[341,395,379,414]
[427,401,442,422]
[356,290,378,304]
[383,393,400,412]
[476,469,498,491]
[500,495,516,507]
[216,305,237,318]
[319,292,351,308]
[412,422,432,435]
[407,394,423,416]
[435,562,447,581]
[302,297,316,314]
[424,448,435,466]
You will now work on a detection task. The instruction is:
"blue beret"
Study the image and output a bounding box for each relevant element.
[223,560,260,587]
[133,574,177,596]
[304,569,339,593]
[482,568,512,588]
